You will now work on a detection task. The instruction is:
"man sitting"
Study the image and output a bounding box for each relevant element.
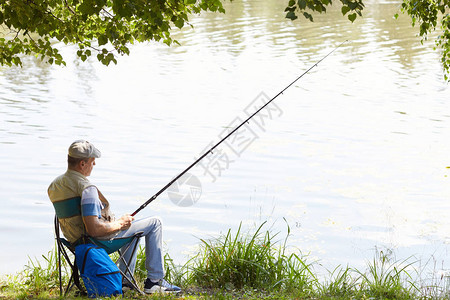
[48,139,180,294]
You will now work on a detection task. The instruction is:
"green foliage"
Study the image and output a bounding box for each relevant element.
[1,0,448,80]
[397,0,450,80]
[284,0,364,23]
[0,0,225,66]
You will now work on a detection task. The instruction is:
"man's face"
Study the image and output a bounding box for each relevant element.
[80,158,96,176]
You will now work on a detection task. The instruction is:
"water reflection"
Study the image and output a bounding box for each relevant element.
[0,0,449,279]
[70,49,99,97]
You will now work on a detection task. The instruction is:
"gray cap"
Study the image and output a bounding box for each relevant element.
[68,140,101,159]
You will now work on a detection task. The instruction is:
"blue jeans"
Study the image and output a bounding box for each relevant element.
[114,216,164,281]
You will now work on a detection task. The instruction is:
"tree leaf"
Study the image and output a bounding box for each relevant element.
[174,17,185,29]
[348,13,357,22]
[286,11,298,20]
[98,35,108,46]
[298,0,307,10]
[341,6,350,15]
[303,11,314,21]
[78,0,95,15]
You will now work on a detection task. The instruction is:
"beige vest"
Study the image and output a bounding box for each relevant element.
[48,169,114,243]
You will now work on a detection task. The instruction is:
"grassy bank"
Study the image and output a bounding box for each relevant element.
[1,221,449,299]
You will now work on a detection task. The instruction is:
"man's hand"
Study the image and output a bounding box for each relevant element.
[117,214,134,231]
[83,214,135,237]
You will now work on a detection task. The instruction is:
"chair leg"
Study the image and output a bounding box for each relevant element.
[55,217,64,296]
[58,239,85,295]
[118,269,143,294]
[57,241,63,296]
[54,216,86,296]
[116,236,144,294]
[72,264,85,294]
[64,273,74,296]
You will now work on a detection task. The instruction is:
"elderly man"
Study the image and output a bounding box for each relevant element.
[48,139,180,294]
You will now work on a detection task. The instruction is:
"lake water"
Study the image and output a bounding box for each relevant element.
[1,0,450,282]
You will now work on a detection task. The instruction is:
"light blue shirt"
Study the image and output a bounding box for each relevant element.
[81,186,103,218]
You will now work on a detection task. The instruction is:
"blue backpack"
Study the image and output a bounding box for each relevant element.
[75,243,123,298]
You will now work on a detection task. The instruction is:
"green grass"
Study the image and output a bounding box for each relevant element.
[1,221,449,299]
[355,250,419,299]
[319,265,359,298]
[0,246,64,299]
[188,221,317,296]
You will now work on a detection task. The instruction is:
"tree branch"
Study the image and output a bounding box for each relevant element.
[64,0,76,15]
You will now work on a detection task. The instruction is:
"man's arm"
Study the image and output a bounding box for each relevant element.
[81,185,134,238]
[83,214,133,237]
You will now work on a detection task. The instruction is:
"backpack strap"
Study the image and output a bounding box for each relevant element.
[81,246,101,274]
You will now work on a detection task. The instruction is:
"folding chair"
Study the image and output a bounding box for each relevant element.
[52,197,144,296]
[54,216,85,297]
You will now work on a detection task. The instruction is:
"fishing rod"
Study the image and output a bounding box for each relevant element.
[131,40,348,217]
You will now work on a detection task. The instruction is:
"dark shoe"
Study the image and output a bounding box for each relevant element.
[143,278,181,294]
